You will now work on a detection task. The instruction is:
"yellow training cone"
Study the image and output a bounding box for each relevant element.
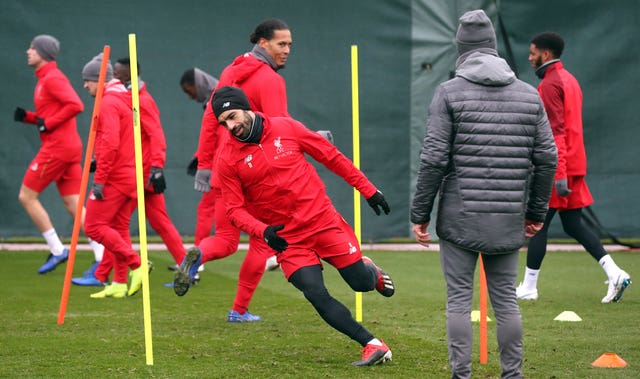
[553,311,582,322]
[471,310,492,322]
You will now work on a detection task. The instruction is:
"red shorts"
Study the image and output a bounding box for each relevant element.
[549,176,593,210]
[22,151,81,196]
[277,214,362,280]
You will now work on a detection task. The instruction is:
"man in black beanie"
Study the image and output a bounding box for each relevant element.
[175,18,334,322]
[411,9,557,379]
[209,86,394,366]
[14,34,93,274]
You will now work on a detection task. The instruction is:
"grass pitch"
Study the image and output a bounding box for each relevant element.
[0,248,637,378]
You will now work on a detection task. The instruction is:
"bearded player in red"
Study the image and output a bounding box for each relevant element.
[211,86,394,366]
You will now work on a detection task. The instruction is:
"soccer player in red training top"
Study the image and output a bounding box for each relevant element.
[173,18,292,323]
[73,57,187,287]
[14,34,105,274]
[179,67,219,276]
[516,32,631,303]
[211,86,395,366]
[80,53,148,299]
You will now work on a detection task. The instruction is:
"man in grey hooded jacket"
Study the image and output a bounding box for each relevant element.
[410,9,557,379]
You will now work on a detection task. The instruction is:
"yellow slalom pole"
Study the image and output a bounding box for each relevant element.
[128,33,154,366]
[351,45,363,322]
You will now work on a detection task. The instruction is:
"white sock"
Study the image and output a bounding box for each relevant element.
[522,267,540,290]
[599,255,622,278]
[366,338,382,346]
[42,228,65,256]
[88,238,104,262]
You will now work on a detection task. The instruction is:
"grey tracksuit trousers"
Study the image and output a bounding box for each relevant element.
[439,240,523,379]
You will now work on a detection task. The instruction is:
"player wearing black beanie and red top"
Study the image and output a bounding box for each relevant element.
[210,85,394,366]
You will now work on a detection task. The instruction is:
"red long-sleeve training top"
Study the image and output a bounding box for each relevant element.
[537,61,587,179]
[196,53,289,179]
[24,61,84,162]
[93,80,136,197]
[217,114,377,240]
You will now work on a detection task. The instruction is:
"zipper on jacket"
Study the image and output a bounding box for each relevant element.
[256,143,295,212]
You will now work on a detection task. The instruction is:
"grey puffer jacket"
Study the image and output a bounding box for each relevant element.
[411,50,557,253]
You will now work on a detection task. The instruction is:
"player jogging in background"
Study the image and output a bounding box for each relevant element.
[517,31,631,303]
[178,67,219,278]
[14,34,104,275]
[73,57,187,287]
[80,53,149,299]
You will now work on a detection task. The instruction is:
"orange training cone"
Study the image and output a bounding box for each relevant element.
[591,353,628,368]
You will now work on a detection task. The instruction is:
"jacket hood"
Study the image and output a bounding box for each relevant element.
[223,53,268,85]
[455,49,515,86]
[194,68,218,103]
[122,78,146,92]
[104,78,128,94]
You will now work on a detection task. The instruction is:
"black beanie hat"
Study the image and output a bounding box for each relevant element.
[211,86,251,118]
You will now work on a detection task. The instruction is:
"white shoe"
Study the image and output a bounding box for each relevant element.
[601,271,632,303]
[265,255,280,271]
[197,264,205,272]
[516,282,538,300]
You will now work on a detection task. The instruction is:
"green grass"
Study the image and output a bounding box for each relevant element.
[0,249,637,378]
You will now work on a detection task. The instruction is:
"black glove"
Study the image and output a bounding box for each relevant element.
[89,158,97,173]
[92,183,105,200]
[187,157,198,176]
[264,225,288,252]
[36,117,46,133]
[14,107,26,122]
[148,166,166,194]
[366,190,390,215]
[555,179,572,197]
